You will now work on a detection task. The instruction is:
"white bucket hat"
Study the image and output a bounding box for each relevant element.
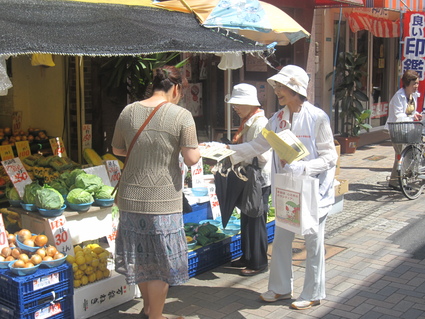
[267,65,309,97]
[225,83,261,106]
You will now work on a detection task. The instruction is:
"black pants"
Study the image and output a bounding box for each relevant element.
[239,186,271,270]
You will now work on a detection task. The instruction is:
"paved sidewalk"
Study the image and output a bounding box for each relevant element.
[92,140,425,319]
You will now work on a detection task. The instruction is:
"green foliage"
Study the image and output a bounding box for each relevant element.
[94,185,115,199]
[35,185,64,210]
[67,188,94,204]
[328,52,371,137]
[74,173,103,194]
[101,53,186,102]
[23,181,43,204]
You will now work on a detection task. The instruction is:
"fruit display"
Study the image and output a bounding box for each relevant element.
[67,243,112,288]
[0,229,64,269]
[0,127,48,146]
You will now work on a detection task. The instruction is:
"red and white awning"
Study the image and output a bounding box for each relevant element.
[316,0,364,6]
[365,0,425,11]
[346,11,400,37]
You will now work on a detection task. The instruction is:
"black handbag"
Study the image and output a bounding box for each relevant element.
[239,157,265,218]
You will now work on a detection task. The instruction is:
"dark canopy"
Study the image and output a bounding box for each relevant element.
[0,0,265,56]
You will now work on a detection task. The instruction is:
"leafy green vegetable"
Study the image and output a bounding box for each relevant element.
[23,182,43,204]
[35,185,64,210]
[67,188,94,204]
[66,169,87,188]
[74,173,103,194]
[94,185,115,199]
[49,179,68,195]
[6,186,20,201]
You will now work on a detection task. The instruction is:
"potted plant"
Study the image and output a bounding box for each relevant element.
[329,51,372,153]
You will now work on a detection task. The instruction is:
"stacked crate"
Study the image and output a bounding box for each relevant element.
[0,263,73,319]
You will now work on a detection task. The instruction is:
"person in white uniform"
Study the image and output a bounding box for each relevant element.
[227,65,338,310]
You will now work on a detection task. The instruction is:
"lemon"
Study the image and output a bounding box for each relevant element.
[96,270,103,281]
[74,245,83,253]
[78,263,87,271]
[98,263,107,271]
[74,279,81,288]
[85,266,94,275]
[88,273,97,283]
[103,269,110,278]
[81,275,89,286]
[84,254,93,264]
[98,252,109,260]
[66,255,75,264]
[75,255,85,265]
[83,247,92,255]
[93,247,105,255]
[72,263,79,272]
[74,269,84,280]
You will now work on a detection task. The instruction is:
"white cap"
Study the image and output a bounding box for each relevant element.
[225,83,261,106]
[267,65,309,97]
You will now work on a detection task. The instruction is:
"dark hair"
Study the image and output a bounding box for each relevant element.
[151,65,188,92]
[401,70,419,88]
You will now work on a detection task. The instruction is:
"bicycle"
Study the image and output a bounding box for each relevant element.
[388,121,425,200]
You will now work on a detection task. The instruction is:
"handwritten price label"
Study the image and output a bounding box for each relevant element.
[15,141,31,159]
[191,158,204,187]
[0,214,8,252]
[48,215,74,256]
[0,145,14,161]
[106,216,118,256]
[207,184,221,219]
[1,157,32,198]
[105,160,121,187]
[49,137,67,157]
[82,124,92,150]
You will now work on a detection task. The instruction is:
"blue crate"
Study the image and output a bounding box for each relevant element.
[0,295,73,319]
[0,263,73,314]
[183,201,212,224]
[188,221,275,278]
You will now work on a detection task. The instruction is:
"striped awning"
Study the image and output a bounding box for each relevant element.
[365,0,425,11]
[316,0,364,6]
[346,11,400,37]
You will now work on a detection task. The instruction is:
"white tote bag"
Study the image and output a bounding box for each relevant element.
[274,173,319,235]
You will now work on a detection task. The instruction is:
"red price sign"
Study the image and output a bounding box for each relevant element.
[0,145,14,161]
[82,124,92,150]
[1,157,32,198]
[15,141,31,159]
[191,158,204,187]
[0,214,8,251]
[48,215,74,256]
[105,160,121,187]
[49,137,67,157]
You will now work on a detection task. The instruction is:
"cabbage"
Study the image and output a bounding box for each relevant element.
[49,179,68,195]
[35,185,64,210]
[66,169,87,188]
[23,182,43,204]
[6,186,20,201]
[67,188,94,204]
[94,185,115,199]
[75,173,103,194]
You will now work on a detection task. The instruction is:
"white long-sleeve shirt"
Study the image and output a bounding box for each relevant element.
[229,102,338,215]
[385,88,420,129]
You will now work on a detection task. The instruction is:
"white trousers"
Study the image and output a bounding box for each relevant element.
[268,208,329,301]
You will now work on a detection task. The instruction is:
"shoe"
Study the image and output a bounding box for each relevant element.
[291,299,321,310]
[240,267,268,276]
[231,258,246,268]
[260,290,292,302]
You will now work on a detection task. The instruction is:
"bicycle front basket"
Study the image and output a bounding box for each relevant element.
[387,122,423,144]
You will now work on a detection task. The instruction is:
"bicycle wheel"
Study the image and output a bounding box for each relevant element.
[398,145,425,200]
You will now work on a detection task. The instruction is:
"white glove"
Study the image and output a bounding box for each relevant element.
[283,161,306,176]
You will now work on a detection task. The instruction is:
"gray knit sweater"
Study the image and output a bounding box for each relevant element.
[112,101,198,214]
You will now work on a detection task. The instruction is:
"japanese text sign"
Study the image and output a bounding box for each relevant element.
[0,145,14,161]
[82,124,92,150]
[49,215,74,256]
[15,141,31,159]
[49,137,67,157]
[105,160,121,187]
[402,11,425,111]
[1,157,32,198]
[0,214,8,252]
[191,158,204,188]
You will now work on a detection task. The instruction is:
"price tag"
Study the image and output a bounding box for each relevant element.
[191,158,204,188]
[15,141,31,159]
[106,214,118,256]
[35,302,62,319]
[48,215,74,256]
[0,145,14,161]
[207,183,221,219]
[12,111,22,133]
[82,124,92,150]
[0,214,8,252]
[49,137,67,157]
[105,160,121,187]
[1,157,32,198]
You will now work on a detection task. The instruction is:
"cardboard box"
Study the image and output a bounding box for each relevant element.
[334,178,349,197]
[334,140,341,176]
[73,272,137,319]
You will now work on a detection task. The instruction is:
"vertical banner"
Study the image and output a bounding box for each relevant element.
[402,11,425,112]
[82,124,92,150]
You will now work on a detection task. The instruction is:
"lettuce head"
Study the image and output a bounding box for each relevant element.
[67,188,94,204]
[6,186,20,201]
[74,173,103,194]
[23,182,43,204]
[66,169,87,188]
[94,185,115,199]
[35,185,64,210]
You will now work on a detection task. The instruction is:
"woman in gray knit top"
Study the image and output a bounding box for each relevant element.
[112,66,200,319]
